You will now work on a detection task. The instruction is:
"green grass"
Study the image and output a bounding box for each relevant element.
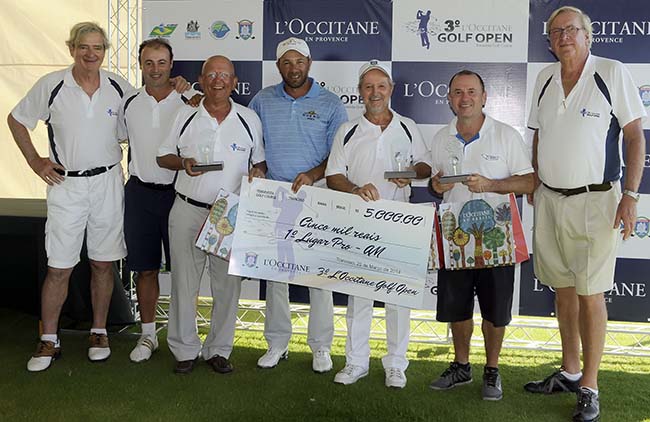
[1,307,649,422]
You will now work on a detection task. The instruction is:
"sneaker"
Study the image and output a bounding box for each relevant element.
[257,347,288,369]
[573,387,600,422]
[524,367,581,394]
[88,333,111,362]
[385,367,407,389]
[334,364,369,385]
[27,340,61,372]
[129,335,158,363]
[429,362,473,390]
[482,366,503,401]
[312,349,333,373]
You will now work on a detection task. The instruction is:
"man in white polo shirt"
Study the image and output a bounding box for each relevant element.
[157,55,265,374]
[7,22,132,371]
[524,6,646,422]
[420,70,534,401]
[118,38,192,363]
[326,60,429,389]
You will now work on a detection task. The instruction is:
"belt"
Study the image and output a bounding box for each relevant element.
[131,176,174,191]
[543,182,612,196]
[176,192,211,209]
[54,163,117,177]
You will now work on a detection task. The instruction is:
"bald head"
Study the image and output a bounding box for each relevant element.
[199,55,238,105]
[202,55,235,76]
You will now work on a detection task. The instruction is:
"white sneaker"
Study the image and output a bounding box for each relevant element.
[312,349,333,373]
[334,364,368,385]
[385,367,407,388]
[129,335,159,363]
[88,333,111,362]
[257,347,288,368]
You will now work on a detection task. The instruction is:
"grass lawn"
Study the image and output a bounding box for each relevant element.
[1,306,649,422]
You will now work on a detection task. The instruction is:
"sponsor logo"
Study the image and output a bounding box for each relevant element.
[106,108,118,117]
[185,20,200,39]
[244,252,258,268]
[407,15,513,48]
[210,21,231,40]
[263,258,310,273]
[415,9,433,49]
[230,142,247,152]
[319,81,363,106]
[274,18,380,43]
[236,20,254,40]
[403,80,449,104]
[640,85,650,107]
[541,20,650,45]
[634,217,649,238]
[302,110,320,120]
[580,108,601,118]
[481,153,499,161]
[149,24,178,37]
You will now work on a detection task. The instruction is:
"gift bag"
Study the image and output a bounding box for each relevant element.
[195,189,240,260]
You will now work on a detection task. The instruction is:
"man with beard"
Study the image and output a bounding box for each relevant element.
[157,55,265,374]
[326,60,430,388]
[249,37,348,373]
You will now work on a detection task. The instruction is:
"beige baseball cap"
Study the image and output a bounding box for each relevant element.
[358,59,392,81]
[276,37,311,60]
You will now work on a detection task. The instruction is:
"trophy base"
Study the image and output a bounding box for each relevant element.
[191,161,224,172]
[384,170,417,179]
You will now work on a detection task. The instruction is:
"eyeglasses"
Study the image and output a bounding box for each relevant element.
[548,25,583,39]
[204,71,232,81]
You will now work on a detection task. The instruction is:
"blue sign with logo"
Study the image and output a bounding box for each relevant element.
[392,61,526,127]
[172,61,262,106]
[529,0,650,63]
[263,0,392,61]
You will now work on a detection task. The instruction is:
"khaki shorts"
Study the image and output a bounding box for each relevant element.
[45,164,126,268]
[533,182,620,296]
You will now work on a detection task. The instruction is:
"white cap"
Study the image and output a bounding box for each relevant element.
[358,59,392,81]
[276,37,311,60]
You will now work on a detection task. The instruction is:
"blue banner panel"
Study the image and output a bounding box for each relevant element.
[529,0,650,63]
[263,0,393,61]
[519,257,650,322]
[173,60,262,106]
[392,62,526,127]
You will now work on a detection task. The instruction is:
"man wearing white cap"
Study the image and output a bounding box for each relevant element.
[326,60,430,388]
[249,37,348,373]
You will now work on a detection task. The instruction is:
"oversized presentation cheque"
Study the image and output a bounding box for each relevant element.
[228,178,435,308]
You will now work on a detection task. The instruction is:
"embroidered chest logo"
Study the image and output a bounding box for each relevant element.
[106,108,118,117]
[580,108,600,118]
[230,142,247,152]
[302,110,320,120]
[481,153,499,161]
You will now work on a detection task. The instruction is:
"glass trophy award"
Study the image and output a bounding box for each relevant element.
[384,151,417,179]
[439,155,469,183]
[191,142,224,172]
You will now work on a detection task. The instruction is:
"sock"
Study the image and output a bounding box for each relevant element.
[582,386,599,395]
[457,361,471,369]
[41,334,59,346]
[90,328,108,336]
[141,322,156,337]
[561,370,582,381]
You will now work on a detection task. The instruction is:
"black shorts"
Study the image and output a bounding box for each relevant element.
[124,176,175,272]
[436,266,515,327]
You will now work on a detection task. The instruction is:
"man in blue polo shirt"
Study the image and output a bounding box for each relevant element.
[249,37,348,373]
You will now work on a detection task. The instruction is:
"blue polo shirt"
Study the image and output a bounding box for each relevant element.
[249,78,348,182]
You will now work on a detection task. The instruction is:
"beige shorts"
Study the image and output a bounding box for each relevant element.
[533,182,620,296]
[45,164,126,268]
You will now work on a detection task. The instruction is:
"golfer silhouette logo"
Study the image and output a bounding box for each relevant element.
[417,10,431,49]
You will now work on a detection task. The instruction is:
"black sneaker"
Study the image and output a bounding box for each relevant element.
[524,367,581,394]
[573,387,600,422]
[429,362,472,390]
[482,366,503,401]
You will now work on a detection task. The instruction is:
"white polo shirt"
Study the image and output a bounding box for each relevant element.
[325,110,428,203]
[429,114,533,204]
[528,54,646,188]
[118,88,190,185]
[159,99,265,203]
[11,66,131,171]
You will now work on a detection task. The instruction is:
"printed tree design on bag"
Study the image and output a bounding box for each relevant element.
[483,226,505,266]
[458,199,495,268]
[494,202,513,264]
[452,227,470,267]
[441,211,457,268]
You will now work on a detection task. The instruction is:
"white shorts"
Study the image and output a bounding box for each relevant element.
[45,164,126,268]
[533,183,620,296]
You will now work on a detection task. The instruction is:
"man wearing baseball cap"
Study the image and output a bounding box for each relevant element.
[249,37,348,373]
[326,60,430,388]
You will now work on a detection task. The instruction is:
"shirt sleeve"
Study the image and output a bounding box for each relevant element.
[409,120,431,168]
[11,73,54,130]
[503,125,534,176]
[527,67,551,131]
[325,101,348,152]
[158,109,185,157]
[324,123,349,178]
[248,109,265,165]
[612,62,647,128]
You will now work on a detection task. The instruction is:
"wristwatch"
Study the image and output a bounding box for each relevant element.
[623,189,640,202]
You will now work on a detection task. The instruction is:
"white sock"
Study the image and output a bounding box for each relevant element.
[561,370,582,381]
[583,386,599,395]
[41,334,59,346]
[90,328,107,335]
[141,322,156,337]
